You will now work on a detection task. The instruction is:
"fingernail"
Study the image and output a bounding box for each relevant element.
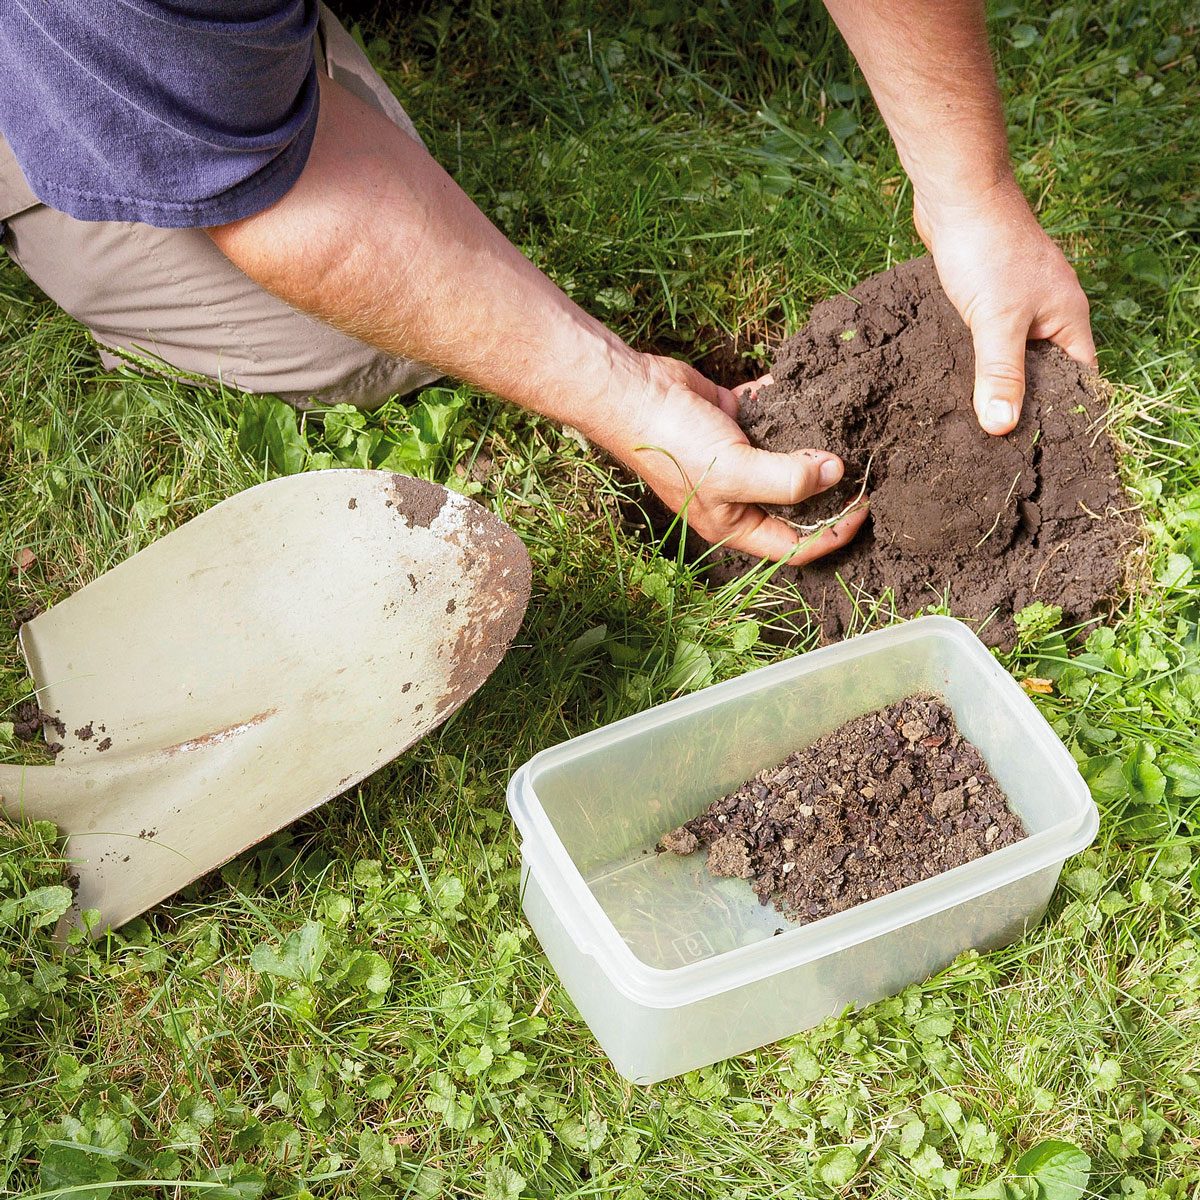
[819,459,842,487]
[985,399,1015,430]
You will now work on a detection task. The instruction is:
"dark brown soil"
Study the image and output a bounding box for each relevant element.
[11,699,45,742]
[11,601,43,627]
[711,257,1135,647]
[11,700,64,755]
[650,326,768,391]
[388,474,446,528]
[660,694,1025,925]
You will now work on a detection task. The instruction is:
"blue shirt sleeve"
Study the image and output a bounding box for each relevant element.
[0,0,321,228]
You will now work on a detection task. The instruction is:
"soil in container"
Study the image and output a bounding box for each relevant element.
[649,257,1137,649]
[659,693,1026,925]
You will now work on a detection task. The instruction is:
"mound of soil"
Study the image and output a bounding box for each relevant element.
[660,694,1025,925]
[11,699,64,756]
[715,257,1133,646]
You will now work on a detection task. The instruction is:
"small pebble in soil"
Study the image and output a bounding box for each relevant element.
[659,694,1025,925]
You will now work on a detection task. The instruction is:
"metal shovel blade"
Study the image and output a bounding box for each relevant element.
[0,470,531,933]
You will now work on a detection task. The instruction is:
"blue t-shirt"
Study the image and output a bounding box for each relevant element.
[0,0,320,228]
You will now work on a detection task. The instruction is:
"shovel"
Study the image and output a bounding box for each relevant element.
[0,469,531,934]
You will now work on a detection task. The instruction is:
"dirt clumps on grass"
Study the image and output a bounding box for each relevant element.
[660,694,1025,925]
[716,257,1133,647]
[10,700,65,756]
[11,700,46,743]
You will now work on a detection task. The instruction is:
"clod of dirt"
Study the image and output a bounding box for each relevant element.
[658,826,699,856]
[75,722,94,741]
[715,257,1134,647]
[660,694,1025,925]
[11,701,65,755]
[11,700,44,742]
[11,601,43,627]
[390,474,447,528]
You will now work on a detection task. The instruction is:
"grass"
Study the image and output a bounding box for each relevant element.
[1,1,1198,1196]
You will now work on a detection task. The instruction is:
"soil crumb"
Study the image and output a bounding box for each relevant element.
[11,700,44,742]
[660,694,1025,925]
[390,474,447,528]
[716,257,1134,647]
[11,701,64,755]
[11,602,43,627]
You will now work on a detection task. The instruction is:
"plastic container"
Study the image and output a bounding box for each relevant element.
[507,616,1098,1083]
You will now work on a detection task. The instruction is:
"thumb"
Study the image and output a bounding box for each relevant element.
[970,315,1028,436]
[721,444,845,506]
[1043,304,1098,370]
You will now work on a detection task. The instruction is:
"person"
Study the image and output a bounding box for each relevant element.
[0,2,1095,565]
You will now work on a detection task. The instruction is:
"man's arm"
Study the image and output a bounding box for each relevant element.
[207,75,866,562]
[823,0,1096,435]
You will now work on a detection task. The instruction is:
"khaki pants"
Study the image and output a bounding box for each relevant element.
[0,6,439,410]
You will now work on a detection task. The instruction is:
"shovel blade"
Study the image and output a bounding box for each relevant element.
[11,471,530,931]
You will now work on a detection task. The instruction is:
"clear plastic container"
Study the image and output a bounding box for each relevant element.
[507,616,1098,1083]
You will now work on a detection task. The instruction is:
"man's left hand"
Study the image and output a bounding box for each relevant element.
[914,179,1096,436]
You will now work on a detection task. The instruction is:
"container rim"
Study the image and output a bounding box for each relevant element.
[507,616,1099,1009]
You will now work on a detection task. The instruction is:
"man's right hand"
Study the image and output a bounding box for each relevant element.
[594,354,868,564]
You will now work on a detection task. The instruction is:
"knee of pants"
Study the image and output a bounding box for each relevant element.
[94,339,442,411]
[4,205,441,411]
[267,352,444,412]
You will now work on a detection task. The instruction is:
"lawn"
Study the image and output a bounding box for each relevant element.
[1,1,1198,1197]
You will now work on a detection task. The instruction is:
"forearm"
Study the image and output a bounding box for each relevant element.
[824,1,1094,432]
[822,0,1013,207]
[206,73,865,562]
[207,74,639,445]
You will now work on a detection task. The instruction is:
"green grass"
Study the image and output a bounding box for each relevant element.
[2,1,1199,1196]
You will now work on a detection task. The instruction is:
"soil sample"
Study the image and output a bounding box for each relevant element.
[713,257,1135,647]
[659,694,1025,925]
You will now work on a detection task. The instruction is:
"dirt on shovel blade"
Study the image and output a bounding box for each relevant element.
[708,256,1136,648]
[660,694,1026,925]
